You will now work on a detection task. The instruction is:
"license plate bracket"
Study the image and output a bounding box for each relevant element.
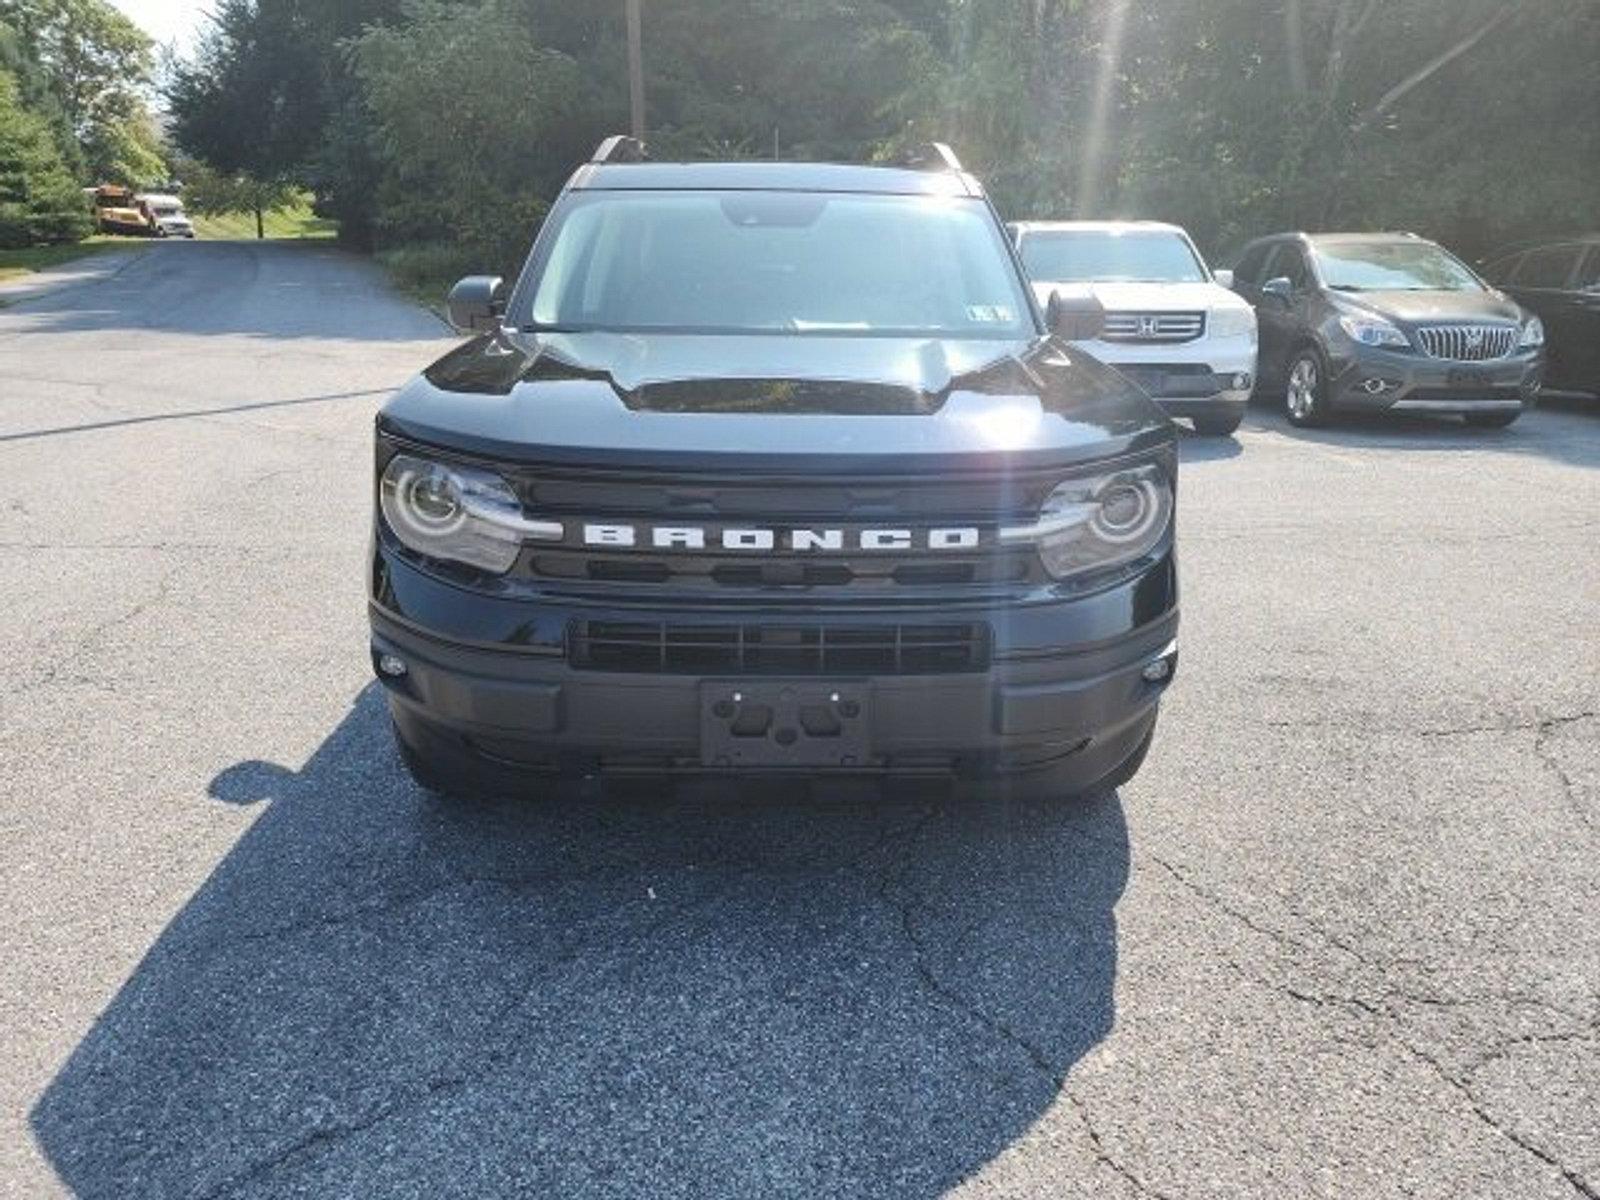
[700,681,870,768]
[1446,367,1490,389]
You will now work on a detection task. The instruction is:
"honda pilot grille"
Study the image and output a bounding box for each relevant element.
[1415,324,1517,361]
[570,621,992,675]
[1101,311,1205,343]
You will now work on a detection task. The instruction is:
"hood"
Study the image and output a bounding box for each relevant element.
[379,330,1172,471]
[1029,279,1246,313]
[1337,289,1525,325]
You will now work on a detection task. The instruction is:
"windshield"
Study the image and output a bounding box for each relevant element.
[1018,230,1207,284]
[522,191,1034,338]
[1313,241,1482,292]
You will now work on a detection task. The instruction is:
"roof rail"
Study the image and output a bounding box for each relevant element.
[898,142,963,172]
[591,135,649,164]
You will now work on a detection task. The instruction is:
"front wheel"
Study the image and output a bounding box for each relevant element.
[1284,348,1331,427]
[1464,411,1519,429]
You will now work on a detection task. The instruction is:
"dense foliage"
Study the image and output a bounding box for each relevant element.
[0,0,164,184]
[165,0,1597,274]
[0,0,166,246]
[0,65,90,244]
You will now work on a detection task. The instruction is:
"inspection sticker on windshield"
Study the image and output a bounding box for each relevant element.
[966,305,1014,323]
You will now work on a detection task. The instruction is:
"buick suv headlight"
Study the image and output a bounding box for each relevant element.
[1518,316,1545,349]
[1003,462,1173,581]
[1337,313,1409,348]
[380,454,559,573]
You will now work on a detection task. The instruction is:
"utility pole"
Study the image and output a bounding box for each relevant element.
[626,0,645,140]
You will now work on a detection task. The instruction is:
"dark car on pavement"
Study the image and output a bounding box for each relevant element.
[1228,231,1544,428]
[1481,235,1600,396]
[368,137,1179,802]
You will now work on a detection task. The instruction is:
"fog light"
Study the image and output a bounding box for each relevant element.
[1230,372,1252,391]
[377,653,408,678]
[1141,640,1178,684]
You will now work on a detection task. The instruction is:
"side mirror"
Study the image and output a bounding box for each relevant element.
[1213,268,1234,289]
[1046,290,1106,341]
[446,275,505,334]
[1261,276,1294,308]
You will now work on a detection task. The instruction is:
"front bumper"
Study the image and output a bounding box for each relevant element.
[1080,333,1258,421]
[369,546,1179,784]
[1327,343,1542,414]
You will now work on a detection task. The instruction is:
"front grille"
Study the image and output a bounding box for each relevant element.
[496,465,1058,596]
[1415,324,1517,361]
[529,549,1034,591]
[570,621,992,675]
[1101,311,1205,343]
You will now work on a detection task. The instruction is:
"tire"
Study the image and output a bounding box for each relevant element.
[1464,411,1519,429]
[1283,347,1332,427]
[1191,412,1243,437]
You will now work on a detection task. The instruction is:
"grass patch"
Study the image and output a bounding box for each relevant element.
[191,204,337,240]
[375,241,484,312]
[0,236,134,284]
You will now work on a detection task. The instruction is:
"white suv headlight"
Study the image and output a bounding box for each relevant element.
[1210,307,1256,338]
[1002,463,1173,581]
[380,454,560,573]
[1518,315,1545,348]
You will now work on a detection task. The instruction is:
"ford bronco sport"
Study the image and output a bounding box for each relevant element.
[369,138,1179,800]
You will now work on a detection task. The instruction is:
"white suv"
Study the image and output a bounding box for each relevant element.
[1010,220,1257,435]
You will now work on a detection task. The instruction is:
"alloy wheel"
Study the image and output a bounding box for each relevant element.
[1286,356,1318,421]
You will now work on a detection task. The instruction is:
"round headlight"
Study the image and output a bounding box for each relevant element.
[401,466,463,529]
[1008,463,1173,581]
[380,454,529,573]
[1092,477,1164,545]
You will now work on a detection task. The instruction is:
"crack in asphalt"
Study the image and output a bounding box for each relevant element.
[183,797,943,1198]
[1531,715,1597,834]
[873,806,1178,1200]
[1153,855,1599,1197]
[7,560,184,699]
[189,859,760,1199]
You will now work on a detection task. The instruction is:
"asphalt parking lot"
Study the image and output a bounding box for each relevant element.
[1,241,1596,1199]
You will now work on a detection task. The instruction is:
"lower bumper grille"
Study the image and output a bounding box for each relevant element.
[570,621,992,675]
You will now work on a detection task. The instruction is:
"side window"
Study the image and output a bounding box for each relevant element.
[1513,243,1582,289]
[1482,253,1522,285]
[1274,244,1311,290]
[1575,247,1600,290]
[1233,242,1270,286]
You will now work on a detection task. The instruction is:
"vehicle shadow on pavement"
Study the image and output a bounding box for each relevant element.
[1244,399,1600,470]
[31,686,1129,1198]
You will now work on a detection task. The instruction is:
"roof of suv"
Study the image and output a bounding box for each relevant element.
[568,160,983,198]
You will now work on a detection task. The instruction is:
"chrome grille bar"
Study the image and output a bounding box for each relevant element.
[1415,324,1517,361]
[1100,311,1206,343]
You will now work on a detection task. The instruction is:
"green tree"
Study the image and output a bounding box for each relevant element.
[0,66,93,245]
[350,0,581,270]
[170,152,297,239]
[0,0,164,182]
